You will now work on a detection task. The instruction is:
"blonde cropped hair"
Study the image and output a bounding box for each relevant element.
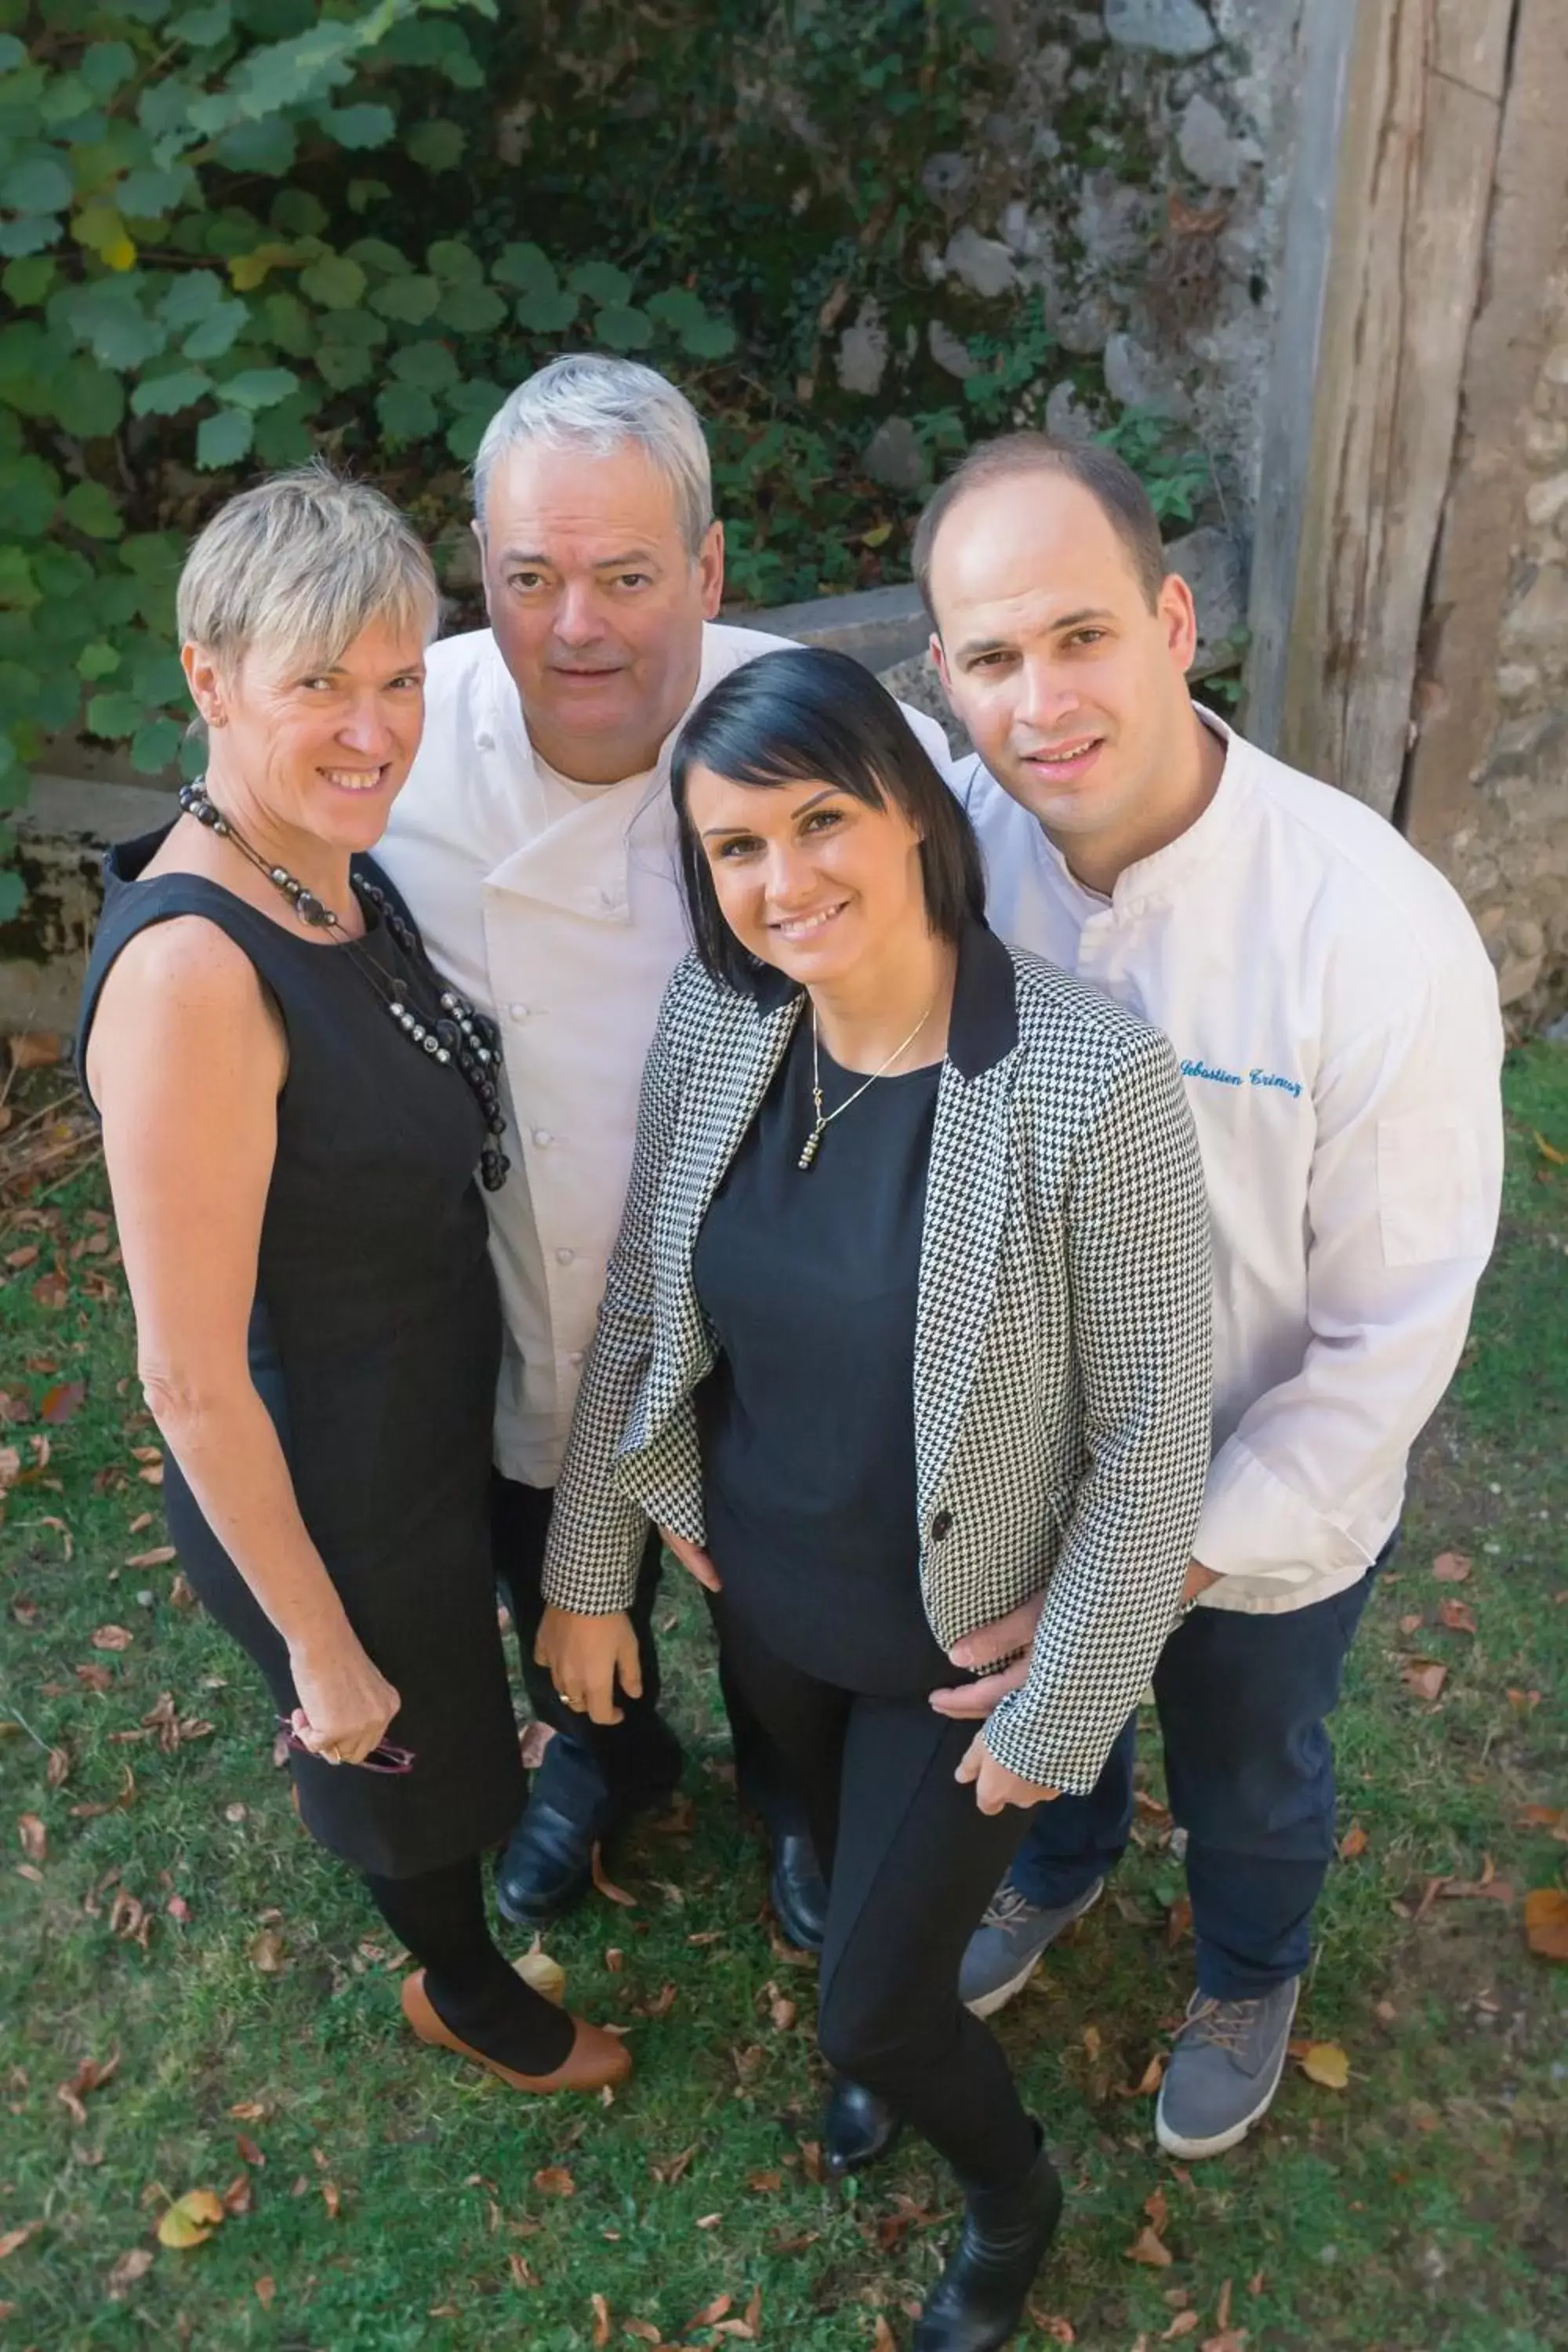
[176,461,440,677]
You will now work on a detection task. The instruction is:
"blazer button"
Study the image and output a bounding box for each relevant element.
[930,1510,953,1543]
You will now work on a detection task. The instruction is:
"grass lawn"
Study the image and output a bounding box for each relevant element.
[2,1044,1566,2352]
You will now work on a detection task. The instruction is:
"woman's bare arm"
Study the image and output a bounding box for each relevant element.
[88,917,398,1762]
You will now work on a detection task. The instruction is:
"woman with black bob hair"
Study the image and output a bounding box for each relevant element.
[538,646,1214,2350]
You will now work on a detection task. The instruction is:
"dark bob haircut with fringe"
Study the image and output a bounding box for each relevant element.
[670,645,986,993]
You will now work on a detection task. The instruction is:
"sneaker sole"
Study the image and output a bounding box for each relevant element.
[1153,1980,1299,2160]
[963,1878,1105,2021]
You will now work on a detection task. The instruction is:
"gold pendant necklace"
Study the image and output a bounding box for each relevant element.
[797,993,938,1170]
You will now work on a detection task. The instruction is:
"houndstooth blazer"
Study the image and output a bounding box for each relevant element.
[542,921,1214,1793]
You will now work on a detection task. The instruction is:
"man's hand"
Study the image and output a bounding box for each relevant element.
[659,1525,721,1593]
[929,1560,1225,1722]
[535,1605,643,1725]
[955,1730,1059,1817]
[928,1593,1042,1719]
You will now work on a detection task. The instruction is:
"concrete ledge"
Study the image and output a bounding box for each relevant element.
[734,582,931,673]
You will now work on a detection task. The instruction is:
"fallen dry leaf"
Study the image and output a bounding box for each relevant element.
[590,1843,637,1907]
[1519,1805,1568,1831]
[532,2165,575,2198]
[106,2245,154,2296]
[1163,2316,1200,2341]
[748,2169,783,2193]
[514,1936,566,2002]
[1533,1128,1567,1166]
[1338,1821,1370,1860]
[255,2274,276,2307]
[507,2252,538,2288]
[45,1744,70,1788]
[873,2320,898,2351]
[91,1624,135,1653]
[248,1929,286,1974]
[1398,1613,1424,1635]
[38,1379,85,1425]
[221,2174,252,2217]
[9,1030,63,1069]
[1297,2041,1349,2089]
[17,1813,45,1863]
[1127,2225,1174,2267]
[591,2291,612,2347]
[689,2295,733,2328]
[1523,1887,1568,1962]
[519,1718,556,1769]
[1402,1661,1447,1703]
[1117,2053,1164,2097]
[1437,1597,1478,1635]
[1432,1551,1472,1583]
[1166,1893,1192,1947]
[321,2178,340,2220]
[769,1994,797,2032]
[236,2132,264,2166]
[125,1546,176,1570]
[1145,2186,1170,2234]
[169,1572,195,1607]
[1030,2317,1076,2345]
[695,2210,723,2229]
[0,2221,43,2260]
[157,2188,225,2249]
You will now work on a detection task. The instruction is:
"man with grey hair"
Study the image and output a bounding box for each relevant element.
[379,354,953,1944]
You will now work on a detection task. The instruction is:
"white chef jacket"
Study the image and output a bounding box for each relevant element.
[960,713,1504,1617]
[378,621,956,1487]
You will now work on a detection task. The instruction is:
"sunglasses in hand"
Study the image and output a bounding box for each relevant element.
[275,1715,416,1775]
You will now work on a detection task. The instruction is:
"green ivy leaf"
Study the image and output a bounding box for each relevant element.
[389,339,459,393]
[0,456,63,536]
[426,238,483,285]
[80,42,138,100]
[271,188,328,239]
[346,178,391,215]
[344,237,406,276]
[131,717,184,773]
[118,164,197,217]
[61,481,125,539]
[569,260,631,306]
[316,342,373,391]
[0,867,26,924]
[158,272,224,329]
[131,649,187,705]
[299,252,367,310]
[195,404,254,469]
[318,103,395,150]
[214,115,297,175]
[182,296,249,359]
[77,641,122,680]
[0,155,74,215]
[677,314,737,360]
[2,256,56,307]
[376,382,438,446]
[515,286,579,334]
[61,283,169,371]
[85,688,146,739]
[369,274,440,325]
[130,365,214,416]
[405,120,465,172]
[0,217,66,260]
[219,365,299,409]
[445,409,486,463]
[492,242,556,295]
[171,2,234,46]
[0,34,27,71]
[445,377,508,416]
[593,302,654,352]
[252,395,314,467]
[434,283,504,336]
[260,292,313,357]
[50,358,127,437]
[0,546,40,609]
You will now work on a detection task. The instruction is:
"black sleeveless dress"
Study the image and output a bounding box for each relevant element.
[76,829,524,1880]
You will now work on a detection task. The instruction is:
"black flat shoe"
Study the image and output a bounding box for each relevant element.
[913,2128,1063,2352]
[495,1796,597,1926]
[769,1828,828,1952]
[823,2076,902,2179]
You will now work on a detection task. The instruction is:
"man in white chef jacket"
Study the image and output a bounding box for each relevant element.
[913,434,1504,2160]
[378,354,954,1942]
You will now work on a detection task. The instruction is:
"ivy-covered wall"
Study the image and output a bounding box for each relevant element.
[1,0,1299,979]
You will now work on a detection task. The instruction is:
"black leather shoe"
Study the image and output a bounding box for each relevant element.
[769,1828,828,1952]
[495,1797,597,1927]
[913,2128,1063,2352]
[823,2077,902,2180]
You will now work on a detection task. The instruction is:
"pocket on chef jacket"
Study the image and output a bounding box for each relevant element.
[1375,1112,1490,1266]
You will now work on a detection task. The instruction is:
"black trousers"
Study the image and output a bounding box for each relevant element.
[1011,1559,1383,1997]
[717,1602,1039,2188]
[491,1475,806,1840]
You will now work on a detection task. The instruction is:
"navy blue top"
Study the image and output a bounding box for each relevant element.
[693,1013,951,1694]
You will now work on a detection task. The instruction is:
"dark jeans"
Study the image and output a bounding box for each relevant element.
[717,1601,1038,2188]
[1011,1559,1383,1999]
[491,1474,806,1841]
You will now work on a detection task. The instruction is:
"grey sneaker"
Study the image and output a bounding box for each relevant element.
[960,1875,1105,2019]
[1154,1977,1300,2158]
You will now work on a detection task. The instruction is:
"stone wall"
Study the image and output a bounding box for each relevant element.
[1435,252,1568,1030]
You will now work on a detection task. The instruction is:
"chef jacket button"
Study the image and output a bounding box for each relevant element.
[509,1002,530,1020]
[476,731,495,750]
[930,1509,953,1543]
[555,1247,575,1265]
[532,1128,553,1147]
[566,1350,584,1367]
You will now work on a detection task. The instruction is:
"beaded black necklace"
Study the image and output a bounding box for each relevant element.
[177,779,510,1192]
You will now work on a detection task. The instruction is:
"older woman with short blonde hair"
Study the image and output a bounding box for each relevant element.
[77,463,626,2099]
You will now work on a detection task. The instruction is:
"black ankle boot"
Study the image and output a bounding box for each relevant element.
[822,2076,902,2179]
[912,2128,1063,2352]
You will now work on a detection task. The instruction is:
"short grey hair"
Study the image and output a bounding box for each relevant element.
[472,354,714,557]
[177,461,440,677]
